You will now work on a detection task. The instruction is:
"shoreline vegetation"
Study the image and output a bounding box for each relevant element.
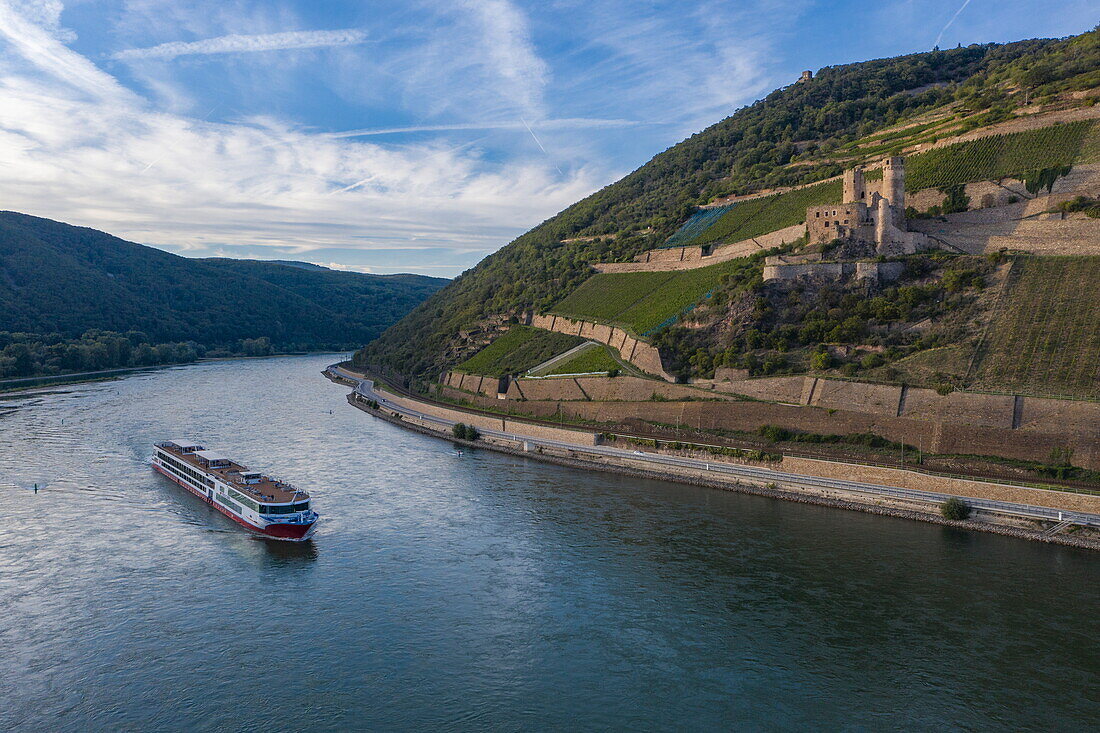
[0,350,348,393]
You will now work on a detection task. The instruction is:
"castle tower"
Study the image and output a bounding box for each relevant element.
[874,195,891,251]
[883,156,905,211]
[843,165,865,203]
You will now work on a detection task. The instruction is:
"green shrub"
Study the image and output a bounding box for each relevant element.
[941,497,972,520]
[451,423,480,441]
[757,424,793,443]
[860,353,885,369]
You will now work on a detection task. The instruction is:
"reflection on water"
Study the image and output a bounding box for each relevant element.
[1,354,1097,731]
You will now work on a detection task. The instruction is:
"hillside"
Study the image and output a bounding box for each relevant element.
[358,28,1100,400]
[0,212,445,377]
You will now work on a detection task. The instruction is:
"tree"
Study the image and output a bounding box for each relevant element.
[4,342,34,376]
[941,497,971,520]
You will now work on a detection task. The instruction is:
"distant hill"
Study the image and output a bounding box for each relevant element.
[0,211,446,352]
[263,260,331,271]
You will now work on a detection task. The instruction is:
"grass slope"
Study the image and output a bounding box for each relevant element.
[551,256,762,336]
[685,180,841,246]
[972,256,1100,398]
[544,345,621,375]
[457,326,584,377]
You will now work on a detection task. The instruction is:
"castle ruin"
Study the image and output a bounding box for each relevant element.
[805,157,931,256]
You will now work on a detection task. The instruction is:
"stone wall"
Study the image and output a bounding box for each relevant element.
[506,375,740,403]
[438,378,1100,469]
[593,224,805,274]
[445,371,508,398]
[809,379,903,416]
[807,204,865,244]
[781,457,1100,514]
[531,314,675,380]
[911,216,1100,255]
[712,375,808,404]
[378,389,600,446]
[762,260,905,284]
[902,389,1015,429]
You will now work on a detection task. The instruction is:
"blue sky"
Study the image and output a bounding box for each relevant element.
[0,1,1095,276]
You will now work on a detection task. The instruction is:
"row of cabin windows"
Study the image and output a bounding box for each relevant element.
[214,492,243,514]
[263,501,311,515]
[158,452,214,488]
[160,451,308,515]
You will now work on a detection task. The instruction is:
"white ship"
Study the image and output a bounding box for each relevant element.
[153,440,318,540]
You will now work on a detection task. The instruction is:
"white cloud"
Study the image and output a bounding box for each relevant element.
[326,117,643,138]
[461,0,548,118]
[113,28,369,61]
[0,2,601,275]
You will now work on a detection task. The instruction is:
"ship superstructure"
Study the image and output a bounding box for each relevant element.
[153,439,317,540]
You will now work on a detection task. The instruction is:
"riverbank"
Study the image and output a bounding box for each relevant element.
[325,366,1100,550]
[0,351,352,393]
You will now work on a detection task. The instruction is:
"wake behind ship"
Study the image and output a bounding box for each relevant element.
[153,440,318,540]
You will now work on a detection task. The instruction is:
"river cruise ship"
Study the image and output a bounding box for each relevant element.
[152,440,318,540]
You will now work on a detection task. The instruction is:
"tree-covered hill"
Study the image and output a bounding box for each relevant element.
[0,211,446,354]
[357,29,1099,383]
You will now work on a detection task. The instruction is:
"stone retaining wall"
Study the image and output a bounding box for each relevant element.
[379,388,600,446]
[781,457,1100,514]
[594,224,805,274]
[531,314,675,380]
[502,374,740,403]
[442,369,1100,469]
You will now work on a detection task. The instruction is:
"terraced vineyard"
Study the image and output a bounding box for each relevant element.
[457,326,583,376]
[663,206,733,246]
[543,345,621,376]
[679,180,841,246]
[971,257,1100,398]
[906,120,1097,191]
[550,257,761,336]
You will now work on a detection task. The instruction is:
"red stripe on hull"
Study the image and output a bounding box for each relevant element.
[152,462,316,541]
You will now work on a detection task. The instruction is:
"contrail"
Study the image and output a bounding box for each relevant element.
[141,106,218,173]
[934,0,973,48]
[328,137,490,195]
[521,118,563,177]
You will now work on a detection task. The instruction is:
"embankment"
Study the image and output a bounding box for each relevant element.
[326,368,1100,549]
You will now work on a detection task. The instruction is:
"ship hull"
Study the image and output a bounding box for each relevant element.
[153,463,316,541]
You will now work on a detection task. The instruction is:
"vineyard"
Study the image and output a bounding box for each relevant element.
[971,256,1100,399]
[663,206,733,246]
[543,345,622,376]
[457,326,583,377]
[550,256,761,336]
[906,120,1097,191]
[676,180,841,247]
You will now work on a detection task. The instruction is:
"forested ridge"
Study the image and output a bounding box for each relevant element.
[0,212,446,378]
[358,29,1099,383]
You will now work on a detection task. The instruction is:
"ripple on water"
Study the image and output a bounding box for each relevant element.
[2,354,1098,732]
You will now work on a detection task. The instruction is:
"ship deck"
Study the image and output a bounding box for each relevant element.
[158,445,308,504]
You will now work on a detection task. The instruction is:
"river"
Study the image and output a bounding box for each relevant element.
[1,354,1096,730]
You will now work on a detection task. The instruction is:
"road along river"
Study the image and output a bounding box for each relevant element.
[2,354,1097,729]
[331,366,1100,536]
